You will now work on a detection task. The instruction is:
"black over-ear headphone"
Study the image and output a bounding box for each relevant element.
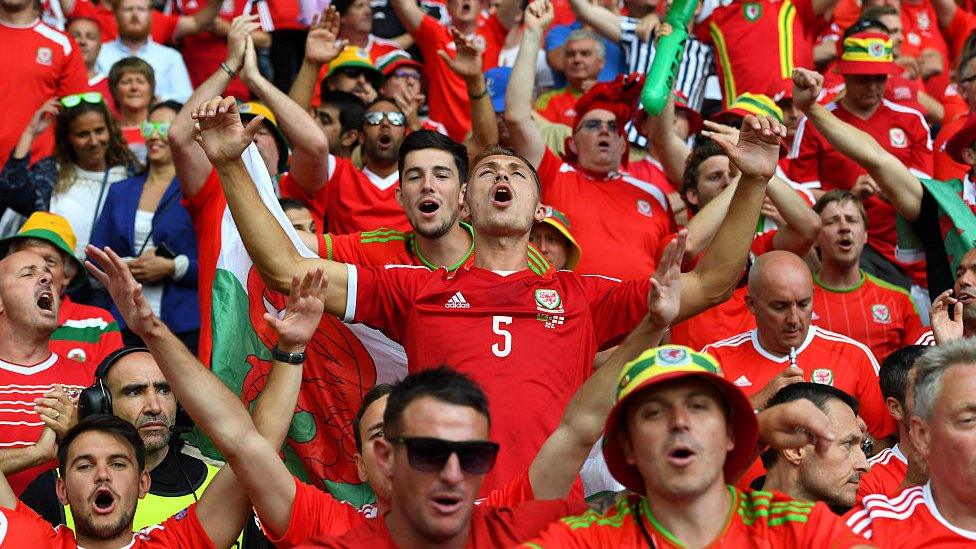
[78,346,193,434]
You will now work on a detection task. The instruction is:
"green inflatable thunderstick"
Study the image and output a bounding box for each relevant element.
[640,0,700,115]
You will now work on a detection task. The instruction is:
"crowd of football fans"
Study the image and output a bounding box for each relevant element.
[3,0,976,545]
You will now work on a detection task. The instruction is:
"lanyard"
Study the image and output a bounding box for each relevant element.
[633,498,658,548]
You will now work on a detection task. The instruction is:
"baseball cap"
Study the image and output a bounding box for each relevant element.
[602,345,760,494]
[536,206,581,269]
[326,47,384,90]
[377,51,424,79]
[835,31,900,76]
[0,212,85,289]
[485,66,512,114]
[712,93,784,125]
[238,101,290,175]
[945,112,976,164]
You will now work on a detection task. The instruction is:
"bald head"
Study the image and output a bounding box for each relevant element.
[746,251,814,355]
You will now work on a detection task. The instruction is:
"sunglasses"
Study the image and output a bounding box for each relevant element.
[140,121,171,139]
[60,92,104,108]
[577,119,618,133]
[386,436,499,475]
[392,68,422,81]
[363,111,406,126]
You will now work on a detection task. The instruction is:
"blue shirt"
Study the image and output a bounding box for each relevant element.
[544,22,626,87]
[96,38,192,102]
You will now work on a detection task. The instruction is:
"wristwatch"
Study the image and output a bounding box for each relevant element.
[271,346,306,364]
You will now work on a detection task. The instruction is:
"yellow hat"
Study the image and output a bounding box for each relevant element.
[0,212,85,289]
[326,46,384,89]
[238,101,290,174]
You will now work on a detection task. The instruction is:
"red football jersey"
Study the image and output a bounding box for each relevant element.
[534,87,583,127]
[348,264,649,494]
[0,354,94,495]
[848,483,976,546]
[857,444,908,502]
[697,0,826,107]
[538,148,676,281]
[258,0,303,30]
[319,224,478,270]
[0,19,88,165]
[49,295,122,368]
[627,156,677,195]
[812,271,924,363]
[413,14,507,141]
[788,100,933,282]
[0,500,213,548]
[278,157,410,236]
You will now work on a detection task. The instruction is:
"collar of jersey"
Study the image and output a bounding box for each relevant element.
[750,326,817,362]
[639,485,738,548]
[410,222,475,272]
[813,270,866,293]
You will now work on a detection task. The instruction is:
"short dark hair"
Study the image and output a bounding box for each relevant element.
[149,100,183,117]
[397,130,469,185]
[681,138,726,214]
[331,0,356,15]
[353,384,394,452]
[880,345,927,404]
[278,197,311,213]
[364,95,402,115]
[468,145,542,195]
[383,367,491,435]
[813,189,867,224]
[319,90,366,133]
[58,414,146,476]
[760,383,860,468]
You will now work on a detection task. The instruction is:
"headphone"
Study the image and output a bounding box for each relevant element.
[78,346,193,434]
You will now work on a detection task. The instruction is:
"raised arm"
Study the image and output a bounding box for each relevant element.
[766,175,821,255]
[287,7,347,110]
[174,0,222,39]
[528,232,685,499]
[644,93,691,185]
[438,28,498,158]
[504,0,553,167]
[192,96,349,313]
[933,0,956,30]
[170,15,260,198]
[390,0,426,35]
[84,246,302,542]
[792,68,924,221]
[676,114,787,321]
[567,0,623,41]
[240,36,330,191]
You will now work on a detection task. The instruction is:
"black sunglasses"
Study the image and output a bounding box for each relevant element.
[386,436,500,475]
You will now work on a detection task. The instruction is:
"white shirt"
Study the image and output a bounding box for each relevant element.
[49,165,129,258]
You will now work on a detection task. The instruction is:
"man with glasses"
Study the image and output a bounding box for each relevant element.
[321,46,383,105]
[505,0,677,281]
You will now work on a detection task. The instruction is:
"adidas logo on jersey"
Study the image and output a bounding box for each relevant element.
[734,375,752,387]
[444,292,470,309]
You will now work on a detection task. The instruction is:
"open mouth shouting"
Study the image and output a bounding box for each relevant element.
[376,132,394,150]
[836,235,854,253]
[666,445,698,468]
[91,487,118,516]
[35,289,55,315]
[417,198,441,218]
[429,491,464,516]
[490,183,514,209]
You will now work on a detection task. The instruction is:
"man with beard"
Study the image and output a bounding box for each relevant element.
[96,0,194,102]
[280,96,411,235]
[761,383,870,514]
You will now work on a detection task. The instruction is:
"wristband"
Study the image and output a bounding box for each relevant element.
[271,346,305,364]
[220,62,237,79]
[468,87,489,100]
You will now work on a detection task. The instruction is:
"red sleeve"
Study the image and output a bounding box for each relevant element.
[786,119,824,187]
[800,502,870,549]
[58,39,90,97]
[323,233,369,264]
[908,113,934,177]
[151,11,180,44]
[478,468,535,507]
[537,148,564,196]
[488,499,587,543]
[578,275,650,349]
[695,13,714,44]
[0,501,61,546]
[349,264,427,342]
[947,7,976,58]
[146,504,216,549]
[262,477,366,544]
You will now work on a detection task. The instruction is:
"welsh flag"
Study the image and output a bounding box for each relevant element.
[187,145,406,505]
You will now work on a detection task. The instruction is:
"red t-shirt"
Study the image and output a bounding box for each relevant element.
[945,6,976,60]
[812,271,924,363]
[934,112,969,182]
[311,499,585,548]
[856,444,908,502]
[413,14,507,141]
[49,295,122,368]
[626,156,677,195]
[847,483,976,546]
[261,0,304,31]
[788,100,933,282]
[279,157,410,236]
[537,148,676,280]
[0,19,88,163]
[0,353,95,495]
[67,0,179,44]
[534,87,582,127]
[901,0,950,71]
[522,490,868,548]
[319,223,480,271]
[348,263,649,494]
[697,0,826,107]
[0,500,214,548]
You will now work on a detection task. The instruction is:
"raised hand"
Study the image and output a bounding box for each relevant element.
[791,67,822,113]
[191,96,264,165]
[524,0,554,32]
[305,6,348,65]
[264,269,329,353]
[33,386,77,440]
[647,230,686,329]
[226,15,261,72]
[26,98,59,137]
[438,27,484,79]
[703,114,785,181]
[930,289,965,344]
[85,245,159,337]
[758,398,835,457]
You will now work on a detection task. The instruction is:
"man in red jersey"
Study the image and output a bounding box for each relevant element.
[847,338,976,546]
[190,91,787,494]
[534,29,605,127]
[506,0,676,281]
[857,345,928,502]
[789,32,933,290]
[811,190,925,362]
[761,383,869,513]
[521,346,873,548]
[0,0,87,164]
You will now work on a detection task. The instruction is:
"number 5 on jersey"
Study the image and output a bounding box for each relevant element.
[492,316,513,357]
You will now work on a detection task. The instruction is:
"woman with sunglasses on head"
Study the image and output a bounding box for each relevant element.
[108,57,156,163]
[90,100,200,353]
[0,92,139,253]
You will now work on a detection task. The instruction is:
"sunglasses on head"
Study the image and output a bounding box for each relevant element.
[577,119,618,133]
[363,111,406,126]
[386,436,499,475]
[140,121,170,139]
[60,92,104,108]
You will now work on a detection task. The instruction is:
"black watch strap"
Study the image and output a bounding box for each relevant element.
[271,346,306,364]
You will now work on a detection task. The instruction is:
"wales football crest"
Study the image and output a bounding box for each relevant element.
[744,3,762,21]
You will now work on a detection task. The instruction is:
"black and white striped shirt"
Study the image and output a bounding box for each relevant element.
[619,16,715,147]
